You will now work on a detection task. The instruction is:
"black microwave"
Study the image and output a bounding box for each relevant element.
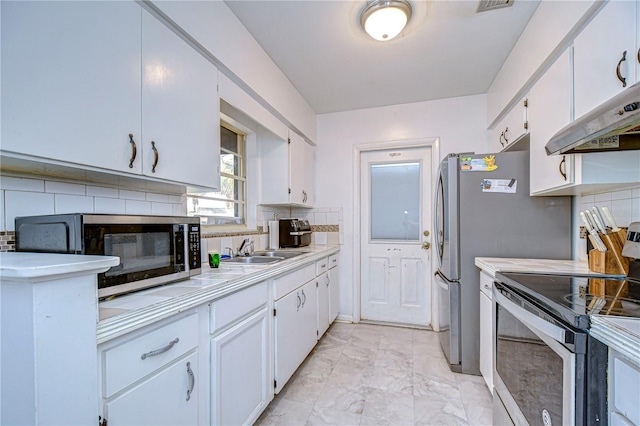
[15,214,201,298]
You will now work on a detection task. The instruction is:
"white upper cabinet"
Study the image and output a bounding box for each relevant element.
[529,50,573,195]
[259,130,315,207]
[1,2,220,190]
[574,0,637,119]
[289,131,315,206]
[141,11,220,189]
[489,97,528,153]
[1,1,142,173]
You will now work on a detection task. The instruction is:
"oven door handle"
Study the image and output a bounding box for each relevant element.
[494,288,566,343]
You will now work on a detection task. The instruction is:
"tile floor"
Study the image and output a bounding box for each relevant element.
[256,322,493,425]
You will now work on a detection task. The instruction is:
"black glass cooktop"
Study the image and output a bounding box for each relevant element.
[496,272,640,329]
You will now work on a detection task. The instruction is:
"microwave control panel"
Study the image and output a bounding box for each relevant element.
[188,224,201,271]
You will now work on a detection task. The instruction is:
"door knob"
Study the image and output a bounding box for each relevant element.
[422,242,431,250]
[423,230,430,237]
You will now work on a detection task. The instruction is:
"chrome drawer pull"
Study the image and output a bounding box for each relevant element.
[140,338,179,360]
[186,361,195,401]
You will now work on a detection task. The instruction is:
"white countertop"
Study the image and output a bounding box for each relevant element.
[0,252,119,281]
[96,245,339,343]
[476,256,639,365]
[475,257,598,277]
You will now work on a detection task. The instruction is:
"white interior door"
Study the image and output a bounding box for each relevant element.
[360,147,433,326]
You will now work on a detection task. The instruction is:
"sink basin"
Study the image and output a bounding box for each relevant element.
[221,256,283,265]
[252,250,305,259]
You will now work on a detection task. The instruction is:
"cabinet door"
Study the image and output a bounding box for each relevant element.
[1,1,142,173]
[317,273,330,338]
[141,11,220,189]
[529,49,574,195]
[303,139,315,206]
[105,353,198,426]
[211,308,271,426]
[574,0,637,119]
[479,289,493,393]
[289,131,307,205]
[274,279,317,393]
[489,98,528,153]
[329,266,340,323]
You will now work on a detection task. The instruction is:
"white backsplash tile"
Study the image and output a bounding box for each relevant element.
[86,185,119,198]
[327,211,340,224]
[54,194,94,214]
[5,191,54,231]
[314,232,328,245]
[95,197,126,214]
[611,198,633,228]
[1,176,45,192]
[151,202,173,216]
[611,189,633,201]
[594,193,612,203]
[125,200,152,215]
[119,189,146,201]
[172,203,186,216]
[45,181,86,195]
[314,212,327,225]
[146,193,170,203]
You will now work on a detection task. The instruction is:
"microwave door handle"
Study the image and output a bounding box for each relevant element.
[290,231,312,236]
[493,289,565,343]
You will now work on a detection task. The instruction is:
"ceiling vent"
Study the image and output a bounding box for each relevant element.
[476,0,514,13]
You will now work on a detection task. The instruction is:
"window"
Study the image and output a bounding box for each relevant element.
[188,124,246,225]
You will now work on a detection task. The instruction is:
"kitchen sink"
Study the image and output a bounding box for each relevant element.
[221,256,284,265]
[252,250,305,259]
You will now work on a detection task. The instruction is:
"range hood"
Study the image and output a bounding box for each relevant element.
[545,81,640,155]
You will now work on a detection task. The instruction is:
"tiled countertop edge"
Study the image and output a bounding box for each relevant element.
[96,246,339,344]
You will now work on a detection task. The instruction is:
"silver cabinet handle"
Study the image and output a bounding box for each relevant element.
[301,289,306,307]
[140,338,179,360]
[186,361,194,401]
[326,276,330,287]
[297,292,302,311]
[616,50,627,88]
[558,155,567,181]
[151,141,159,173]
[128,134,137,168]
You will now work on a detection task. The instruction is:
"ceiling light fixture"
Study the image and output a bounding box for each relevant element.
[360,0,412,42]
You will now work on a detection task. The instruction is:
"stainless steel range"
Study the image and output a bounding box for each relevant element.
[492,223,640,425]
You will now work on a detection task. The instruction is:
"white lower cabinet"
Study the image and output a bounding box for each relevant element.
[105,353,199,426]
[609,349,640,425]
[328,254,340,323]
[210,281,272,426]
[479,271,494,394]
[98,311,200,425]
[211,309,270,426]
[317,271,331,338]
[274,278,318,393]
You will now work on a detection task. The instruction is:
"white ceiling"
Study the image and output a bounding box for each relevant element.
[224,0,540,114]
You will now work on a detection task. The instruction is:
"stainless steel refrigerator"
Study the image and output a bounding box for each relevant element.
[434,151,571,375]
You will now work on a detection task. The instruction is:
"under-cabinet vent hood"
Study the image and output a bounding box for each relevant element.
[545,81,640,155]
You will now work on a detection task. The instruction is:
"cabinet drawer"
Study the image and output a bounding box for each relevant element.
[328,253,339,269]
[102,312,198,398]
[273,263,315,300]
[210,281,268,334]
[315,257,329,276]
[480,271,493,299]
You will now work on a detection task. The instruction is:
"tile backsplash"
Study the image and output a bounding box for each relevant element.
[576,186,640,260]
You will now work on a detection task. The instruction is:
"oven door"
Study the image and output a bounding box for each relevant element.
[493,283,582,426]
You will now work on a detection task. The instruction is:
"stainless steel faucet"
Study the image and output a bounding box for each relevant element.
[237,238,250,256]
[224,247,233,258]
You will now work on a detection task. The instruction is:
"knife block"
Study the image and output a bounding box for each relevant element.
[588,228,629,275]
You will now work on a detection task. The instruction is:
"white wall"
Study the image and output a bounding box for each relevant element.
[316,94,489,323]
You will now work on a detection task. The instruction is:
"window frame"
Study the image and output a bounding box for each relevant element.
[187,122,247,228]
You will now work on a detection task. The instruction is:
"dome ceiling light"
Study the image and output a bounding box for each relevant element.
[360,0,412,42]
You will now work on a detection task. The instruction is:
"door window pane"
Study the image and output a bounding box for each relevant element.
[370,162,420,241]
